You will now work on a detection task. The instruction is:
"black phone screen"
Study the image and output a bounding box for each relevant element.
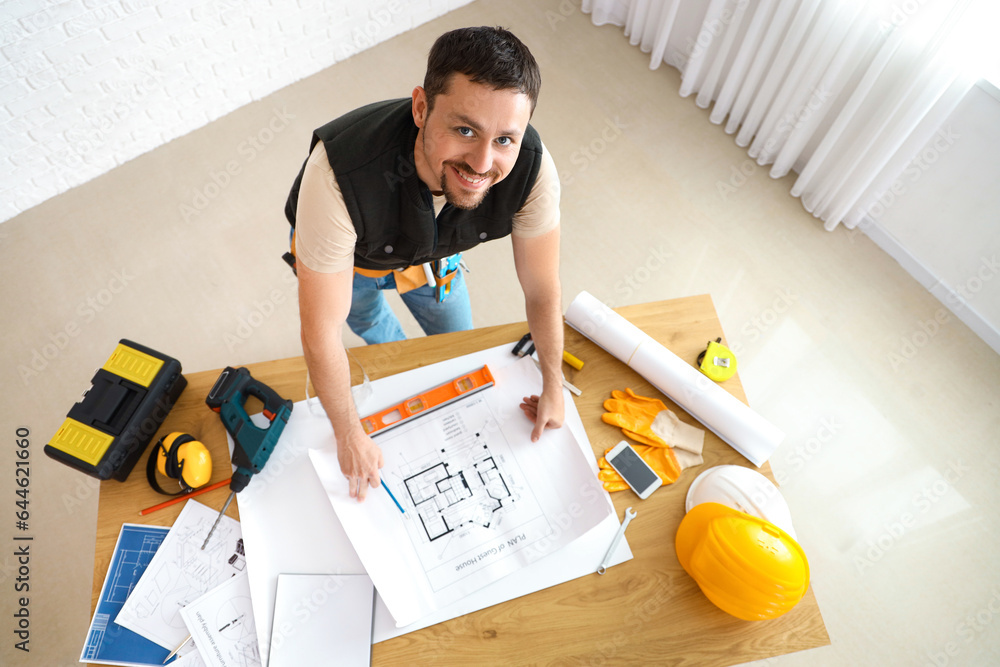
[609,445,659,491]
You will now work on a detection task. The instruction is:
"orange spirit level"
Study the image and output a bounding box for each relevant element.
[360,365,494,436]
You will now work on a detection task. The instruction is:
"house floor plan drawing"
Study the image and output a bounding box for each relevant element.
[379,394,551,593]
[402,413,513,543]
[375,390,576,591]
[308,356,614,627]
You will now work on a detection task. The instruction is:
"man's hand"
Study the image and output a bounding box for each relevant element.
[337,427,384,501]
[519,389,564,442]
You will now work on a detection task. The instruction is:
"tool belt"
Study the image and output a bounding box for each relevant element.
[281,228,462,301]
[283,231,460,298]
[354,264,458,296]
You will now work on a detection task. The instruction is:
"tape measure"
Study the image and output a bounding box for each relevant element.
[360,366,495,437]
[697,338,737,382]
[146,432,213,495]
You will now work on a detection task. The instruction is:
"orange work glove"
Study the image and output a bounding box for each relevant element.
[598,443,681,492]
[601,388,705,468]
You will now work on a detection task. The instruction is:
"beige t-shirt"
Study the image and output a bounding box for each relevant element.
[294,140,561,273]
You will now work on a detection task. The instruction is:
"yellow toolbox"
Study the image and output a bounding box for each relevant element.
[44,340,187,481]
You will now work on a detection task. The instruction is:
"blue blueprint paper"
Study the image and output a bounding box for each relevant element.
[81,523,171,666]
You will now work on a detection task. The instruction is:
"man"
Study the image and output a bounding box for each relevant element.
[285,26,563,501]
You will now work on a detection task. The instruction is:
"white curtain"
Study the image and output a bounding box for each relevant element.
[581,0,993,230]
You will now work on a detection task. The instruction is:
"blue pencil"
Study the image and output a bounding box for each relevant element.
[382,479,405,514]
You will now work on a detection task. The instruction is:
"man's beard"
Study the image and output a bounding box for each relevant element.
[440,161,499,210]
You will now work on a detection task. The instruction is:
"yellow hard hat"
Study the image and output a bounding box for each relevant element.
[675,502,809,621]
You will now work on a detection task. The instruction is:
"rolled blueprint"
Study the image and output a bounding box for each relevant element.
[564,291,783,467]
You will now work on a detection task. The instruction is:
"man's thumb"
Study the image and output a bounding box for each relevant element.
[531,421,544,442]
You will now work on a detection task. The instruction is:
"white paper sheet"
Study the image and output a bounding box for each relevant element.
[238,342,631,665]
[370,499,632,642]
[267,574,375,667]
[235,402,364,667]
[179,572,260,667]
[115,500,244,650]
[170,651,208,667]
[564,291,784,466]
[309,357,611,627]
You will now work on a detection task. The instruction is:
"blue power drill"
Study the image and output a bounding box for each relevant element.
[201,366,293,549]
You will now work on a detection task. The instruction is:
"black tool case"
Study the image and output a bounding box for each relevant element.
[44,339,187,481]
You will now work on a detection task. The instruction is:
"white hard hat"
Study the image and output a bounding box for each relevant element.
[685,465,797,539]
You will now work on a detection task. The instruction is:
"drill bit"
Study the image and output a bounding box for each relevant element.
[201,490,235,550]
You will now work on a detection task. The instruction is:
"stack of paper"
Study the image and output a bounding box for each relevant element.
[235,342,633,666]
[83,501,253,666]
[115,501,244,652]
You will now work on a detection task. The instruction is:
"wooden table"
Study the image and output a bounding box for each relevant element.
[91,295,829,666]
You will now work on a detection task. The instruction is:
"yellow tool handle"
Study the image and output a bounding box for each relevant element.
[563,350,584,370]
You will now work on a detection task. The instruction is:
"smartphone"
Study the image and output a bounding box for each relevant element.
[605,441,662,499]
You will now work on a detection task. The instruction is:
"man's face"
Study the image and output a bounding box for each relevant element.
[412,74,533,210]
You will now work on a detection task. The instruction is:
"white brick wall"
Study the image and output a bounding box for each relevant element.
[0,0,476,223]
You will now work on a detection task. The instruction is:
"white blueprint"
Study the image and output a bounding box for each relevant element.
[179,572,260,667]
[309,357,612,626]
[115,500,244,650]
[385,391,552,592]
[237,342,631,665]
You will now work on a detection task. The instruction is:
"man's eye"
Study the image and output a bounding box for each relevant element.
[458,127,474,137]
[496,137,512,146]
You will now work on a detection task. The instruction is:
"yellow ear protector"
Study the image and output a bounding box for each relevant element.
[697,338,738,382]
[146,432,213,495]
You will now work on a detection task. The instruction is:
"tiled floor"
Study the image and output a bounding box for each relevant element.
[2,1,998,665]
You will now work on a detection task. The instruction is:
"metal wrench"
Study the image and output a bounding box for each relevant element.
[597,507,637,575]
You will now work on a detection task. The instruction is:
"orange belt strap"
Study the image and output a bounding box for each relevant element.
[353,264,458,295]
[288,235,460,295]
[353,266,394,279]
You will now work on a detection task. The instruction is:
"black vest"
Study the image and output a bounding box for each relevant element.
[285,99,544,270]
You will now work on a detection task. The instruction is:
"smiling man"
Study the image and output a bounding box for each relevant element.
[284,27,564,501]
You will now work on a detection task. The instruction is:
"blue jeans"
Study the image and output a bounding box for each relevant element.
[347,269,473,344]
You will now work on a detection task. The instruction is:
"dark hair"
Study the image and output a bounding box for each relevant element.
[424,26,541,115]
